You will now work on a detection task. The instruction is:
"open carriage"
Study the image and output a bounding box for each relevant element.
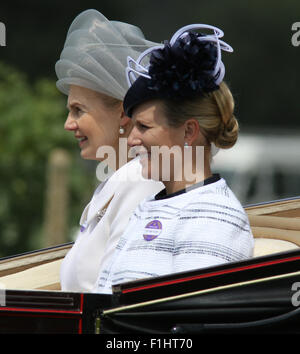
[0,196,300,334]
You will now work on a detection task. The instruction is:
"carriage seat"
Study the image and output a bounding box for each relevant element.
[249,214,300,257]
[0,213,299,291]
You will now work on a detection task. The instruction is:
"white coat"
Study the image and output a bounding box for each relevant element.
[60,157,164,292]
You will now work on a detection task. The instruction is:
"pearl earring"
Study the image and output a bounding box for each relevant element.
[119,126,125,135]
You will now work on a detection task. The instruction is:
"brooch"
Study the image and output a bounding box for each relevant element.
[96,208,107,222]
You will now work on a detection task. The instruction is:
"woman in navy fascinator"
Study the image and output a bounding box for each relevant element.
[94,24,254,294]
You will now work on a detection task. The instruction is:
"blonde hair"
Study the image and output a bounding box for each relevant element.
[162,82,239,149]
[99,93,123,110]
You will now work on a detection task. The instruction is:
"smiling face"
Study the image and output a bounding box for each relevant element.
[127,100,186,183]
[65,85,123,161]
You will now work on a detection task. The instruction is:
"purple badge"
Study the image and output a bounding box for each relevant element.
[143,220,162,241]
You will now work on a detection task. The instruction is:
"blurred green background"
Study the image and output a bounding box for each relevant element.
[0,0,299,256]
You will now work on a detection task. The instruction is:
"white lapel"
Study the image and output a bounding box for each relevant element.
[79,158,145,229]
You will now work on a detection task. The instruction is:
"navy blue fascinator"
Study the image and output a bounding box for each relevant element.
[123,24,233,117]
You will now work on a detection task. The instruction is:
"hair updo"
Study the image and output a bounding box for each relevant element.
[161,81,238,149]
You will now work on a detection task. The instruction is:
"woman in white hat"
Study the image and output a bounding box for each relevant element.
[55,9,163,292]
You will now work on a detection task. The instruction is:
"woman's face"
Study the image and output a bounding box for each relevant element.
[127,100,185,182]
[65,85,122,161]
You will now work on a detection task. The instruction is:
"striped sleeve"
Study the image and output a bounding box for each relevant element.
[172,199,254,273]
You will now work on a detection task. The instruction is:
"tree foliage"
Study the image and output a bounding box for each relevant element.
[0,62,95,256]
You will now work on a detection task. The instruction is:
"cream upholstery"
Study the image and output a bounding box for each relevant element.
[254,238,298,257]
[0,260,63,291]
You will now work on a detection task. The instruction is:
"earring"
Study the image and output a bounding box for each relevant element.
[184,142,189,148]
[119,126,125,135]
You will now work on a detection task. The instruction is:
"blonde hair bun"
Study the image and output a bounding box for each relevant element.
[160,81,239,151]
[214,114,239,149]
[212,82,238,149]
